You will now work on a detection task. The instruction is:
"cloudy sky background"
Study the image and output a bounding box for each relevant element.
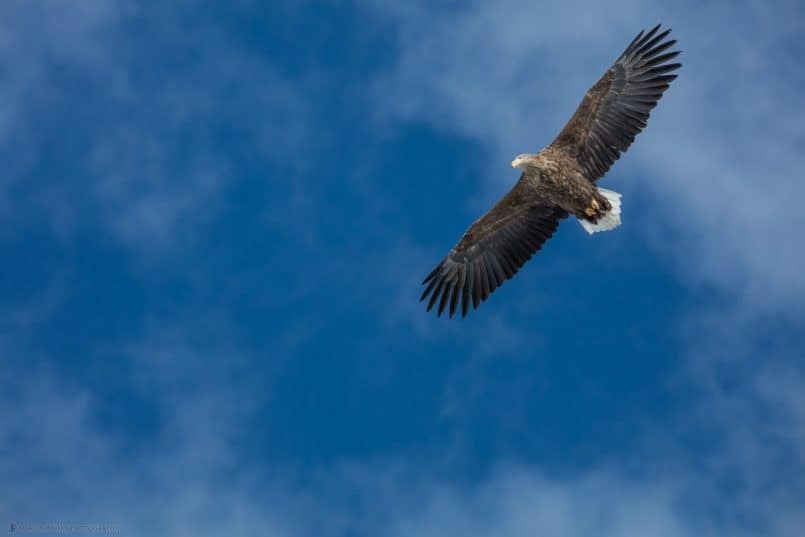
[2,1,804,535]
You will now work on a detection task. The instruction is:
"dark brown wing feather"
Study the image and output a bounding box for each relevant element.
[549,24,682,181]
[420,177,567,318]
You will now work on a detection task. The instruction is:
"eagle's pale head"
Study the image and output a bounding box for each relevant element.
[511,153,539,170]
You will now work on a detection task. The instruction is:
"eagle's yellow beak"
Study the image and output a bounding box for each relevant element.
[511,159,517,168]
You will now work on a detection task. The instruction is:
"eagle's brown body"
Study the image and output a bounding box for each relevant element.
[528,149,613,222]
[422,25,682,318]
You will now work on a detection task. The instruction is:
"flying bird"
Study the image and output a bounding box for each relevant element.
[420,24,681,318]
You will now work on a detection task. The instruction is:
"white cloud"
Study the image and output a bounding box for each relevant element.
[0,0,123,223]
[2,2,804,536]
[0,0,122,140]
[0,364,693,537]
[381,467,689,537]
[368,0,805,315]
[362,1,805,534]
[4,364,787,537]
[0,1,311,250]
[2,313,801,537]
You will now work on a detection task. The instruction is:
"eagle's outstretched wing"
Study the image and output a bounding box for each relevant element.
[420,178,567,318]
[549,25,681,181]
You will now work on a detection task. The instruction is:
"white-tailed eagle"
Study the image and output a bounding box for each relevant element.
[421,25,681,318]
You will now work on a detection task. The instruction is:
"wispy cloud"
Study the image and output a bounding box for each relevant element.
[0,2,311,250]
[2,286,801,537]
[3,2,804,536]
[0,360,778,537]
[368,0,805,314]
[0,355,697,537]
[0,0,121,139]
[362,0,805,533]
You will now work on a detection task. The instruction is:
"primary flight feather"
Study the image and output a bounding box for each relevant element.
[421,24,681,318]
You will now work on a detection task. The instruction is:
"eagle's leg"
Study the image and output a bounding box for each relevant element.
[538,172,621,233]
[579,190,612,222]
[577,188,622,234]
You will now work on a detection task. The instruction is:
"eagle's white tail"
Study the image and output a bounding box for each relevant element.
[579,188,622,235]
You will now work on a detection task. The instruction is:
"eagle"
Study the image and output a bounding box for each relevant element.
[420,24,681,318]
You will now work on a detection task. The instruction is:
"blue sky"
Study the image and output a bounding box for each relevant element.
[2,1,804,535]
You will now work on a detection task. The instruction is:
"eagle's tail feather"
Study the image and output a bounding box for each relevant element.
[579,188,622,234]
